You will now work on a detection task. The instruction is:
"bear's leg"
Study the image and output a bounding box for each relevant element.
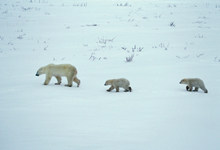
[124,87,129,92]
[65,75,73,87]
[55,76,62,85]
[44,75,52,85]
[116,86,119,92]
[193,87,199,92]
[73,77,80,87]
[107,86,114,92]
[187,85,193,91]
[123,85,128,92]
[124,86,132,92]
[124,89,129,92]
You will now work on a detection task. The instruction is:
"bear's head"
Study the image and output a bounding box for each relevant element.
[179,79,187,84]
[36,67,45,76]
[104,80,112,86]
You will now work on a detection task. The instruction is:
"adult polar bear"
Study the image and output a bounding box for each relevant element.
[36,64,80,87]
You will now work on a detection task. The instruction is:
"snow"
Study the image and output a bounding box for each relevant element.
[0,0,220,150]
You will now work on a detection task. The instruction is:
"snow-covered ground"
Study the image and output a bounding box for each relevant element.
[0,0,220,150]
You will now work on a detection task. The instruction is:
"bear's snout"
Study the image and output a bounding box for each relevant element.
[36,73,39,76]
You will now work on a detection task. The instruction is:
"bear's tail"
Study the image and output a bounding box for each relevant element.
[129,87,132,92]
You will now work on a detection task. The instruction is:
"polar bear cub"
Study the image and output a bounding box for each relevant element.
[36,64,80,87]
[179,78,208,93]
[104,78,132,92]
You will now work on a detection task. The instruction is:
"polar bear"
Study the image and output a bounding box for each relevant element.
[179,78,208,93]
[36,64,80,87]
[104,78,132,92]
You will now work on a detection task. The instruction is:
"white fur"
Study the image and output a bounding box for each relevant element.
[104,78,131,92]
[180,78,208,93]
[36,64,80,87]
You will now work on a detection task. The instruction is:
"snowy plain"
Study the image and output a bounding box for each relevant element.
[0,0,220,150]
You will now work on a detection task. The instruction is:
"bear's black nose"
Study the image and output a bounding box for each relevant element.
[36,73,39,76]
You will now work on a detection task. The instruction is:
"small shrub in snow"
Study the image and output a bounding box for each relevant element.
[17,35,24,39]
[73,3,87,7]
[86,24,97,27]
[45,12,50,15]
[2,10,8,14]
[123,45,144,53]
[168,4,177,8]
[22,7,32,11]
[176,55,190,59]
[116,3,131,7]
[43,45,48,51]
[195,34,204,38]
[122,45,143,62]
[170,22,175,27]
[8,42,13,45]
[126,54,134,62]
[196,53,204,58]
[132,45,143,52]
[30,0,48,3]
[89,53,107,61]
[97,37,116,45]
[153,43,169,50]
[89,53,96,61]
[159,43,169,50]
[95,37,116,50]
[121,47,127,51]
